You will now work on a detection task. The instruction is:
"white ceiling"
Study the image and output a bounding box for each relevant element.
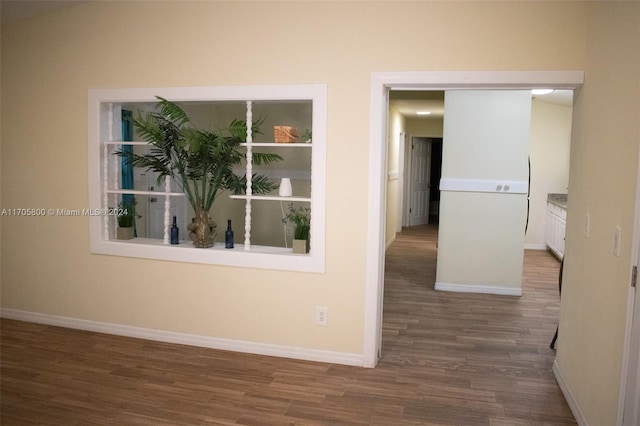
[390,90,573,120]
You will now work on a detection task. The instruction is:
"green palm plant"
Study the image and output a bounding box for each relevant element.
[285,203,311,254]
[285,203,311,240]
[117,199,136,228]
[118,97,282,247]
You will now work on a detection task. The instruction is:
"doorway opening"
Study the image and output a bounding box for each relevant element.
[386,87,573,353]
[364,71,583,367]
[390,88,573,250]
[404,136,443,227]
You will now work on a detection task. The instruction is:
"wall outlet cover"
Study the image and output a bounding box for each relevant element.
[315,306,328,326]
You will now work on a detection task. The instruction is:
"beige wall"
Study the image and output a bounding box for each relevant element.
[526,99,572,248]
[406,118,444,138]
[556,3,640,425]
[437,91,531,291]
[405,102,570,252]
[386,105,404,245]
[0,2,3,303]
[3,2,637,422]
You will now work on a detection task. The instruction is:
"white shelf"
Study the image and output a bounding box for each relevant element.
[107,189,185,196]
[96,238,317,272]
[115,237,307,255]
[240,143,312,148]
[103,140,149,145]
[229,195,311,202]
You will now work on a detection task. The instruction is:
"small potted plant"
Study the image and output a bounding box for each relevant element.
[285,203,310,253]
[301,129,312,143]
[116,199,136,240]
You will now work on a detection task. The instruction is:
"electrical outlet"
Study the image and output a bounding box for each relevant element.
[286,227,293,237]
[316,306,328,326]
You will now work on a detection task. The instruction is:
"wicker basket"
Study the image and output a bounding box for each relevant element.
[274,126,298,143]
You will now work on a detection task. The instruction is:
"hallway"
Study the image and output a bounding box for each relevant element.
[382,224,575,424]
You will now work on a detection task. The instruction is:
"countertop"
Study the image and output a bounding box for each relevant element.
[547,193,568,209]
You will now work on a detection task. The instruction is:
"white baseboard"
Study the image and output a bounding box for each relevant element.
[435,282,522,296]
[525,243,548,250]
[386,234,397,250]
[553,359,588,425]
[0,308,364,367]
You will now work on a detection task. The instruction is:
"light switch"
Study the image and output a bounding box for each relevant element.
[614,226,622,257]
[584,213,590,238]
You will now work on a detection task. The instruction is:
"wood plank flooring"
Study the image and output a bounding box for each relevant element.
[1,225,575,425]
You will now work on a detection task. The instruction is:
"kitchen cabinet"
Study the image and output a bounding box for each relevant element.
[546,200,567,259]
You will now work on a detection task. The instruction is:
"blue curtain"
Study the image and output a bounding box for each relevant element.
[121,110,136,235]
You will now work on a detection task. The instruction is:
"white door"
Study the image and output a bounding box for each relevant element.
[623,233,640,425]
[147,172,187,241]
[622,148,640,426]
[133,169,149,237]
[623,293,640,426]
[148,190,166,239]
[409,138,431,226]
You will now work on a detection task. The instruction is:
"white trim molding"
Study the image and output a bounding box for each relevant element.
[525,243,548,251]
[553,360,588,425]
[618,143,640,424]
[440,177,528,194]
[88,84,327,273]
[365,70,584,368]
[385,234,396,250]
[435,282,523,296]
[384,70,584,90]
[0,309,363,367]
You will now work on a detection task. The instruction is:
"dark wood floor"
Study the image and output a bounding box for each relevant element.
[1,225,575,425]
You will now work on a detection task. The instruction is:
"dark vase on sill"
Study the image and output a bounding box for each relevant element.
[225,220,234,249]
[170,216,179,245]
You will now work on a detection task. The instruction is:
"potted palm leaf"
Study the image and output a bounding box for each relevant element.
[285,203,311,254]
[119,97,282,248]
[116,199,136,240]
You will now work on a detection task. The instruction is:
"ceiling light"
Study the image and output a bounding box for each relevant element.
[532,89,554,95]
[416,111,432,116]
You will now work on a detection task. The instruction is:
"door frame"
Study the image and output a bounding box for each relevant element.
[619,148,640,425]
[364,70,584,367]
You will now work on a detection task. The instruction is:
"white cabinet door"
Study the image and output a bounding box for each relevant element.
[546,207,553,248]
[546,202,566,259]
